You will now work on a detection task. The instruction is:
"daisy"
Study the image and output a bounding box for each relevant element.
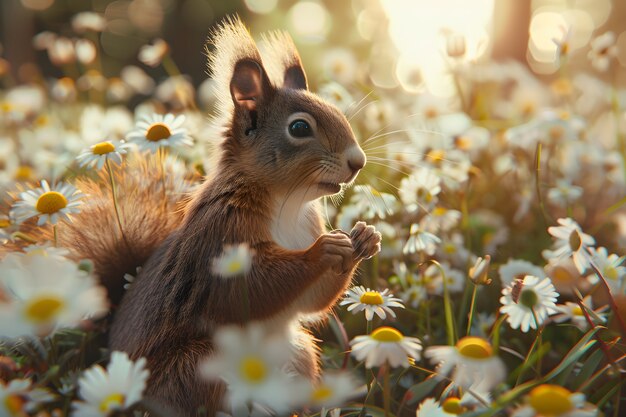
[75,39,97,65]
[73,351,149,417]
[498,259,545,287]
[318,82,353,113]
[0,378,55,416]
[542,218,595,274]
[423,262,465,295]
[351,185,397,220]
[10,180,83,226]
[403,223,441,256]
[200,324,296,414]
[138,38,169,67]
[350,326,422,368]
[399,167,441,213]
[120,65,155,95]
[552,26,572,67]
[512,384,597,417]
[469,312,496,338]
[425,336,506,391]
[126,113,192,154]
[0,249,108,338]
[76,140,131,170]
[469,255,491,285]
[416,398,455,417]
[420,207,461,234]
[321,47,358,85]
[588,247,626,293]
[587,31,618,72]
[553,295,607,331]
[546,179,583,208]
[71,11,107,33]
[399,284,428,309]
[304,372,361,409]
[340,286,404,321]
[212,243,254,278]
[500,275,559,332]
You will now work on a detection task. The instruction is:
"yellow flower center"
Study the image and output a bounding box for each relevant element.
[442,397,466,415]
[605,266,618,281]
[4,394,25,416]
[424,107,438,119]
[311,384,333,403]
[36,191,68,214]
[443,243,457,254]
[528,385,573,416]
[35,115,49,127]
[455,136,472,150]
[0,218,9,228]
[551,266,572,284]
[360,291,384,305]
[240,356,267,383]
[24,296,64,323]
[226,260,243,274]
[371,326,404,343]
[92,141,116,155]
[572,306,584,316]
[426,149,445,163]
[551,78,573,96]
[146,122,172,142]
[14,166,33,181]
[433,207,447,216]
[456,336,493,359]
[99,393,125,412]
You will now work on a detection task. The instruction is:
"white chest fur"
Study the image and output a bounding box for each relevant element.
[270,194,321,250]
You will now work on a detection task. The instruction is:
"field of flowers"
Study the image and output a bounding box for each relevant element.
[1,0,626,416]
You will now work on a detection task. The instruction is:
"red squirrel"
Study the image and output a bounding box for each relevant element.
[55,17,381,415]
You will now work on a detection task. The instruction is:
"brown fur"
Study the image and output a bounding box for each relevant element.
[59,156,194,306]
[19,17,377,416]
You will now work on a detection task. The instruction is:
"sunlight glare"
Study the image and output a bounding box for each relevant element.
[381,0,494,97]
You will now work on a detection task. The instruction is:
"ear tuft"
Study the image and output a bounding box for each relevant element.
[260,31,308,90]
[206,16,271,118]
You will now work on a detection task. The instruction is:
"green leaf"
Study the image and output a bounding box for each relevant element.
[544,328,598,380]
[405,376,440,405]
[572,348,605,390]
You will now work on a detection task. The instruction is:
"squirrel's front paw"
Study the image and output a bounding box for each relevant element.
[309,233,355,274]
[350,221,382,260]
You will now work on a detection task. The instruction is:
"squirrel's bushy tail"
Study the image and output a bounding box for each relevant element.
[59,155,194,306]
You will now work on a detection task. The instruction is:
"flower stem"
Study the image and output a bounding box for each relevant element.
[534,142,550,228]
[366,320,374,393]
[106,159,132,251]
[466,283,478,336]
[383,365,391,417]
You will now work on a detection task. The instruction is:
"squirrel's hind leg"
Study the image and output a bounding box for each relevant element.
[142,339,225,417]
[287,326,321,381]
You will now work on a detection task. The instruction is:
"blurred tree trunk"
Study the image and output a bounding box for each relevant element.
[491,0,530,64]
[1,0,36,82]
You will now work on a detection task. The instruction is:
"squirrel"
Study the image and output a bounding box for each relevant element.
[22,17,381,416]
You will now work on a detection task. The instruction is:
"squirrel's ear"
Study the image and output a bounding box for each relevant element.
[206,16,274,117]
[260,31,308,91]
[230,59,267,111]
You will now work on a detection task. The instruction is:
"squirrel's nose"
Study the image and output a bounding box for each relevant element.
[347,145,366,173]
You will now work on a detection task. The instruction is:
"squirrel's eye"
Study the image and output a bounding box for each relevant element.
[288,119,312,138]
